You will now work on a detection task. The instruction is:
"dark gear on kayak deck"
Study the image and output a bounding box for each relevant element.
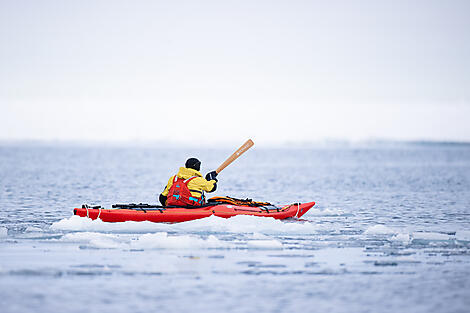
[208,196,272,207]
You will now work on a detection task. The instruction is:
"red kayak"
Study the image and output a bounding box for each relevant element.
[74,201,315,223]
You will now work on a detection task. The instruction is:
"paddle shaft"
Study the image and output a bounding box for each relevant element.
[216,139,254,174]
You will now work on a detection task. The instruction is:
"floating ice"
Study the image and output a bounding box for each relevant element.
[456,230,470,242]
[168,215,318,234]
[130,232,228,249]
[412,232,453,241]
[59,231,229,250]
[55,229,288,250]
[308,208,345,216]
[390,233,411,244]
[0,227,7,238]
[88,236,124,249]
[250,232,272,240]
[61,232,125,249]
[246,239,283,249]
[51,215,176,233]
[51,214,318,235]
[25,226,43,232]
[61,232,120,243]
[364,225,397,235]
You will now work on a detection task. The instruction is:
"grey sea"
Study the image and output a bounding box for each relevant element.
[1,142,469,313]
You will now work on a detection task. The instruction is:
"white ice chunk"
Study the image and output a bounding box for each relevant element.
[250,232,271,239]
[364,225,397,235]
[246,239,283,249]
[412,232,453,241]
[130,233,227,249]
[51,214,318,235]
[456,230,470,242]
[390,233,411,244]
[88,237,124,249]
[25,226,43,232]
[59,231,228,250]
[173,215,318,235]
[308,208,344,216]
[61,232,119,243]
[51,215,176,233]
[0,227,7,238]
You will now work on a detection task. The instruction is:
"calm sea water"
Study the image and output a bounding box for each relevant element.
[1,143,469,313]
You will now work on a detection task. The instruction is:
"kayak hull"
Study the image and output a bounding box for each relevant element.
[73,202,315,223]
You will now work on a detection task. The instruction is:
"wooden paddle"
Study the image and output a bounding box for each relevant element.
[216,139,254,174]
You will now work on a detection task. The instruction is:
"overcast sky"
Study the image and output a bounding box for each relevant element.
[1,0,469,145]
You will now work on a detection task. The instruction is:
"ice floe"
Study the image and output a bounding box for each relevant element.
[25,226,43,232]
[0,227,7,238]
[308,208,345,216]
[390,233,411,244]
[51,214,318,235]
[456,230,470,242]
[130,233,227,249]
[56,230,287,250]
[411,232,453,241]
[246,239,283,249]
[364,225,397,235]
[61,232,125,249]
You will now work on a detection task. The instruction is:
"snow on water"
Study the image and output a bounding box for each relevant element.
[51,214,319,235]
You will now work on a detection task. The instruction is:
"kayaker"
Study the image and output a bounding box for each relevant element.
[159,158,218,206]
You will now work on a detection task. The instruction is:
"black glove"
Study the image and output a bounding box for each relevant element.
[159,194,167,206]
[205,170,218,182]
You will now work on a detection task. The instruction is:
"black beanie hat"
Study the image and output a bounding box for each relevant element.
[185,158,201,171]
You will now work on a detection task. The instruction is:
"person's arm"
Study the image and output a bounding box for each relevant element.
[205,171,218,192]
[191,176,217,193]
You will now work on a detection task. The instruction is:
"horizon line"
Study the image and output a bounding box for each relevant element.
[1,138,469,148]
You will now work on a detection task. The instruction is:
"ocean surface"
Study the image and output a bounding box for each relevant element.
[1,142,469,313]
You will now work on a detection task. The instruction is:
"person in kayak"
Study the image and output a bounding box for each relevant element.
[159,158,218,206]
